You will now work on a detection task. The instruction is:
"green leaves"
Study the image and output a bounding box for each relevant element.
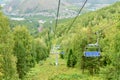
[67,49,77,67]
[13,26,35,79]
[0,12,18,80]
[34,38,49,63]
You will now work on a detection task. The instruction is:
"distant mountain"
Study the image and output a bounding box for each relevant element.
[3,0,119,14]
[0,0,11,3]
[66,0,118,4]
[4,0,71,13]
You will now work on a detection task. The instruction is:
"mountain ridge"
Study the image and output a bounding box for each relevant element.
[5,0,70,13]
[4,0,118,14]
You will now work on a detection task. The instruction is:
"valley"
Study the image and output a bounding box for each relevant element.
[0,0,120,80]
[0,0,118,23]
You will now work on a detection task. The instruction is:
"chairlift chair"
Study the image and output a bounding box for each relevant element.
[84,43,100,57]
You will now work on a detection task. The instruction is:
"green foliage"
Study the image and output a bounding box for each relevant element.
[67,49,77,67]
[13,26,36,79]
[38,27,52,50]
[0,12,19,80]
[108,28,120,80]
[10,20,39,36]
[82,57,100,75]
[34,38,49,63]
[59,51,64,59]
[50,1,120,78]
[0,1,120,80]
[98,23,120,80]
[49,74,90,80]
[100,65,120,80]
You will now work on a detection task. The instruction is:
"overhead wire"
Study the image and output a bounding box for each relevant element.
[54,0,120,43]
[54,0,61,37]
[57,0,88,38]
[57,0,88,45]
[66,0,88,33]
[53,0,61,66]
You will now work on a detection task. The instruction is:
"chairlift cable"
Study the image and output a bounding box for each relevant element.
[66,0,88,33]
[54,0,61,37]
[54,0,61,66]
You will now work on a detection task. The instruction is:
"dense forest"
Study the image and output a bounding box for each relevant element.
[0,1,120,80]
[0,7,49,80]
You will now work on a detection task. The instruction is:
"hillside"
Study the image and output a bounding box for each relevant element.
[4,0,71,13]
[22,2,120,80]
[0,1,120,80]
[3,0,118,14]
[55,1,120,39]
[66,0,118,4]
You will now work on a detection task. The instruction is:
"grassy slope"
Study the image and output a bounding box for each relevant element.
[24,54,102,80]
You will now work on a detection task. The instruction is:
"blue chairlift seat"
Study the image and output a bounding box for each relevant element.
[84,51,100,57]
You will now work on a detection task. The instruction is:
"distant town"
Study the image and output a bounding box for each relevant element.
[0,2,111,23]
